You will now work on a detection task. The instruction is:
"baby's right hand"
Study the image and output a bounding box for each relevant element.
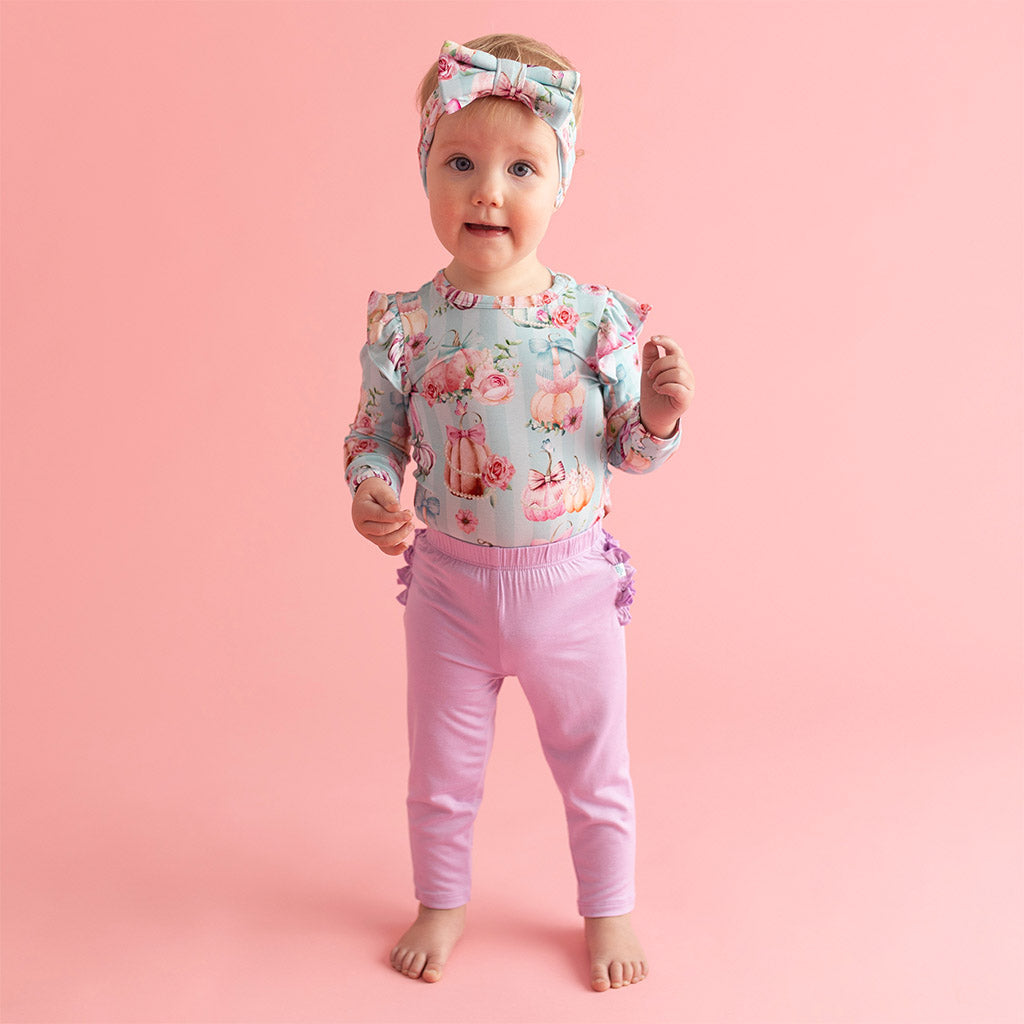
[351,477,415,555]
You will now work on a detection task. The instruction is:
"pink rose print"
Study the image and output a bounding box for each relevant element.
[455,508,478,534]
[551,306,580,332]
[540,290,557,305]
[354,411,374,434]
[472,370,514,404]
[636,302,652,319]
[421,360,448,406]
[343,436,378,469]
[481,453,516,491]
[437,55,458,80]
[562,406,583,433]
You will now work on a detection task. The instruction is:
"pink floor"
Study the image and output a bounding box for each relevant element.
[3,630,1020,1023]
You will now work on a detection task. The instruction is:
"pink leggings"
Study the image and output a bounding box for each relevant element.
[398,520,638,917]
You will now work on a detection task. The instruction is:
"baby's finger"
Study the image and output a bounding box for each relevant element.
[652,379,692,401]
[646,353,687,379]
[644,341,685,376]
[650,361,695,387]
[360,506,412,525]
[380,537,413,556]
[360,520,407,544]
[649,334,684,355]
[372,519,415,548]
[358,505,409,532]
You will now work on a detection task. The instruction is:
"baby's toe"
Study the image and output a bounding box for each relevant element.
[421,953,444,983]
[609,960,625,988]
[406,951,427,978]
[591,962,611,992]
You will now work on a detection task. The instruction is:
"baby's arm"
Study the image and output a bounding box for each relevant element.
[639,335,695,438]
[345,290,415,554]
[600,291,691,474]
[351,477,414,556]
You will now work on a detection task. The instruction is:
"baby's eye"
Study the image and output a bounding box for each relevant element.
[509,162,534,178]
[448,156,473,172]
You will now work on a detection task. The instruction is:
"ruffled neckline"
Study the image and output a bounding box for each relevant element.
[431,269,571,310]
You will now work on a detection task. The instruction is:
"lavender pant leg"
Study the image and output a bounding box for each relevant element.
[508,545,636,918]
[403,539,505,910]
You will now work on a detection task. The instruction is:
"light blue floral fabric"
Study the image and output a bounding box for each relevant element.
[345,270,679,547]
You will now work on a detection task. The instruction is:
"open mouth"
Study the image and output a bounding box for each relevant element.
[465,223,509,236]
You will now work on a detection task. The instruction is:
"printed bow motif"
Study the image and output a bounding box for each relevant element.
[527,463,566,490]
[445,422,487,444]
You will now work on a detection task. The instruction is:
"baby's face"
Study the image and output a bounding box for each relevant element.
[425,100,561,296]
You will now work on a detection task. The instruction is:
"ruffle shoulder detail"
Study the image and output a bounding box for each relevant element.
[593,287,653,387]
[364,290,410,394]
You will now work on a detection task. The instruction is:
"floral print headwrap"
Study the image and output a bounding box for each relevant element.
[418,40,581,208]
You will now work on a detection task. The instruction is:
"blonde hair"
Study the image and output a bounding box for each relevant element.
[416,33,584,126]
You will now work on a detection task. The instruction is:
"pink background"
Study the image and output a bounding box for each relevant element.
[2,1,1021,1021]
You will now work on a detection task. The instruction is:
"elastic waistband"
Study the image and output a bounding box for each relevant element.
[421,521,605,569]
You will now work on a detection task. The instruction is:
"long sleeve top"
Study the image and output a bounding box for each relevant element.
[344,269,680,547]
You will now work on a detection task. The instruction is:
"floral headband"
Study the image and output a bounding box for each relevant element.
[418,40,580,208]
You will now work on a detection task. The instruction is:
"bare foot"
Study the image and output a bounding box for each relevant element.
[585,913,649,991]
[389,904,466,983]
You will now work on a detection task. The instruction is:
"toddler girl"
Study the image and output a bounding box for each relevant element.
[344,34,694,992]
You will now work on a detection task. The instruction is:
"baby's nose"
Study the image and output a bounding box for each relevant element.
[471,172,504,206]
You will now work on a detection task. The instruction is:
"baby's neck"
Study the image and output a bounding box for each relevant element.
[443,260,553,297]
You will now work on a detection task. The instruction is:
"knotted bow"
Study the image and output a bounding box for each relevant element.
[446,422,487,444]
[527,464,566,489]
[418,40,580,208]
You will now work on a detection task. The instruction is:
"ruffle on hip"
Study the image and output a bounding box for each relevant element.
[396,529,426,605]
[601,528,636,625]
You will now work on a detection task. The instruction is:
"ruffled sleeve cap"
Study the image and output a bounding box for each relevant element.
[593,287,652,388]
[591,286,681,470]
[365,290,411,395]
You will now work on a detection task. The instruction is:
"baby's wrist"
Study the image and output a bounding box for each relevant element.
[638,412,680,440]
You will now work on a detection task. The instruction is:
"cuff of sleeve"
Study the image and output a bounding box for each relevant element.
[348,466,400,497]
[631,416,681,456]
[618,415,684,468]
[636,416,679,444]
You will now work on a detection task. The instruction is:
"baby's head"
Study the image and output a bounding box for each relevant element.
[416,35,583,209]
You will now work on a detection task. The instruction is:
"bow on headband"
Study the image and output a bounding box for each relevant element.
[418,40,580,208]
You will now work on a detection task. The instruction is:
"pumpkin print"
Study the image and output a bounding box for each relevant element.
[444,412,490,499]
[521,442,567,521]
[562,455,596,513]
[530,347,585,430]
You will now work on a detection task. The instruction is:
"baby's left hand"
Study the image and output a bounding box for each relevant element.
[640,335,695,438]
